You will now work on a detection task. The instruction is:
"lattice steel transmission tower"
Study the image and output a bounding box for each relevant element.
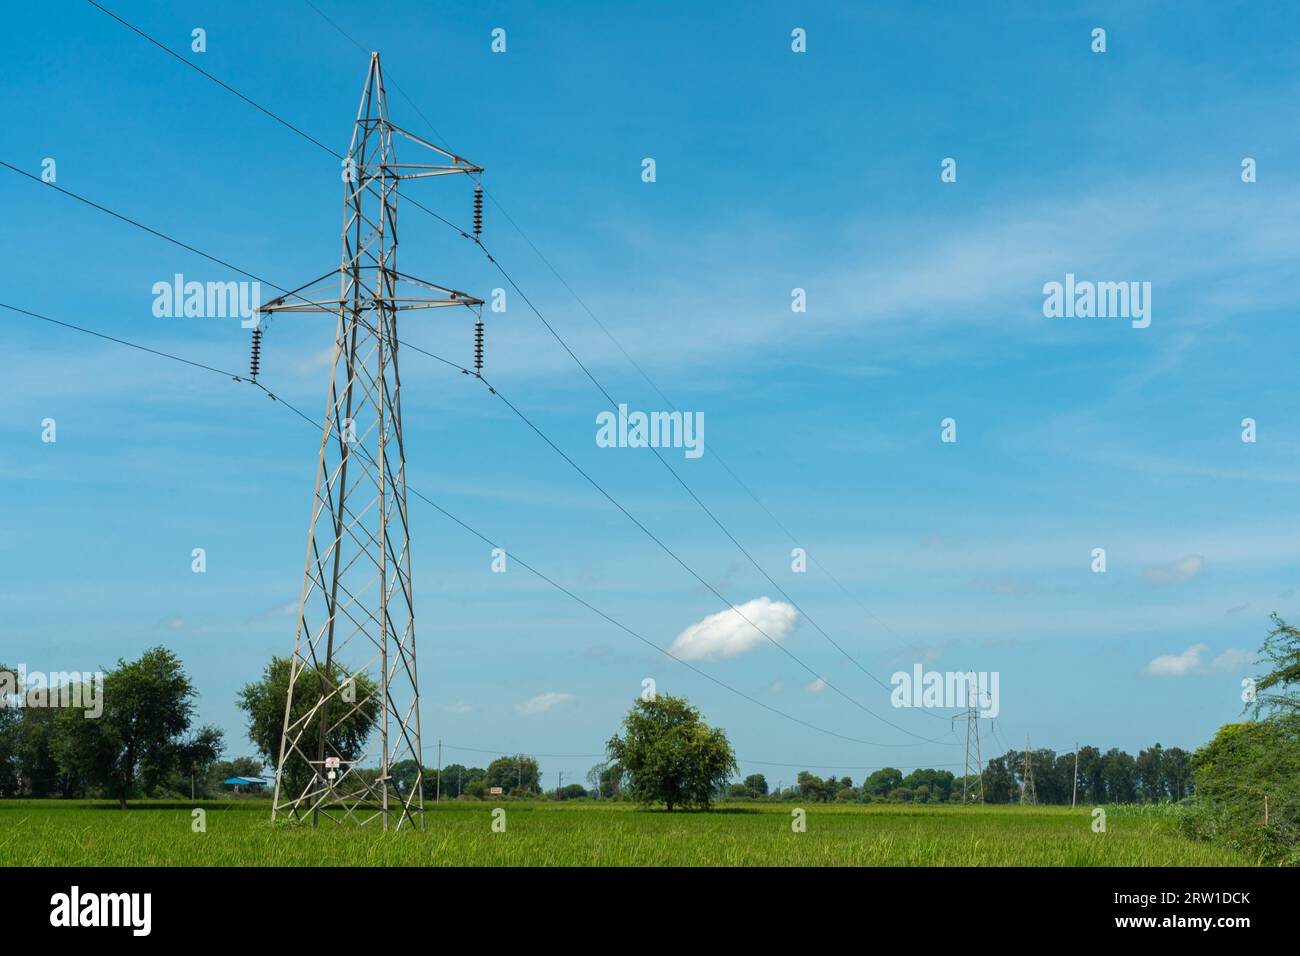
[266,52,483,829]
[1019,737,1038,805]
[959,675,984,805]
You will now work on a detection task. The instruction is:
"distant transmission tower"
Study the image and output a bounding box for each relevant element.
[959,674,983,804]
[1019,736,1038,805]
[267,53,484,829]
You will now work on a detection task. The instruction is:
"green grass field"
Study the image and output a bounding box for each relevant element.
[0,799,1257,866]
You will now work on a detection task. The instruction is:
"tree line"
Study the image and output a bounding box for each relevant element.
[2,613,1297,866]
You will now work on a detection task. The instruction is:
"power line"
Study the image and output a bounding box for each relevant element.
[0,300,937,752]
[82,0,955,722]
[85,0,339,158]
[0,161,293,297]
[83,0,475,243]
[291,1,954,705]
[0,159,952,748]
[0,301,243,380]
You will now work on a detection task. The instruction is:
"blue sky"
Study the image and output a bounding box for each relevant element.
[3,1,1300,788]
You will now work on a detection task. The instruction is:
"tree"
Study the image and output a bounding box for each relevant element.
[743,773,768,797]
[586,760,621,798]
[981,757,1014,803]
[1135,744,1165,802]
[434,763,479,799]
[863,767,903,799]
[1075,745,1104,803]
[1186,616,1300,862]
[486,755,540,795]
[1250,614,1300,717]
[555,783,588,800]
[389,759,422,795]
[903,768,955,803]
[605,695,737,811]
[236,656,379,797]
[1187,716,1300,861]
[1162,747,1192,801]
[797,770,832,802]
[0,671,17,796]
[1100,748,1137,803]
[165,725,224,797]
[206,756,265,795]
[52,648,222,809]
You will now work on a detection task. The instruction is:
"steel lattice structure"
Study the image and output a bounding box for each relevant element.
[960,677,984,805]
[267,52,482,829]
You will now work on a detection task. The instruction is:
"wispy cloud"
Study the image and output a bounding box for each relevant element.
[1143,644,1251,676]
[515,691,574,716]
[1140,555,1206,587]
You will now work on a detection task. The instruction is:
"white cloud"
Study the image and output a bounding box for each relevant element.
[442,699,473,715]
[1210,648,1253,673]
[1143,644,1253,677]
[514,691,574,716]
[1144,644,1207,676]
[805,678,827,694]
[1141,554,1205,586]
[668,597,798,662]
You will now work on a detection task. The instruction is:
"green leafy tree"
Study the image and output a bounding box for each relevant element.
[743,773,768,797]
[236,656,378,797]
[1162,746,1192,800]
[903,768,955,803]
[1135,744,1166,802]
[606,695,736,811]
[1250,614,1300,717]
[586,760,621,798]
[16,706,82,797]
[434,763,477,799]
[1186,615,1300,861]
[981,756,1015,803]
[863,767,903,799]
[486,755,540,795]
[1186,717,1300,862]
[1100,748,1137,802]
[389,759,423,796]
[797,770,836,802]
[1075,745,1104,803]
[52,648,222,809]
[205,756,265,795]
[0,670,17,796]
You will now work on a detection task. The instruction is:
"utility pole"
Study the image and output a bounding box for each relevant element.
[1020,736,1038,805]
[1071,741,1079,809]
[269,52,484,830]
[436,739,442,804]
[960,674,984,804]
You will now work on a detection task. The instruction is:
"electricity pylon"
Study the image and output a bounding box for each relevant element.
[266,52,483,829]
[1020,737,1038,805]
[959,674,983,804]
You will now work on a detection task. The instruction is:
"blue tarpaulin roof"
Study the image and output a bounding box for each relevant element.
[222,777,266,785]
